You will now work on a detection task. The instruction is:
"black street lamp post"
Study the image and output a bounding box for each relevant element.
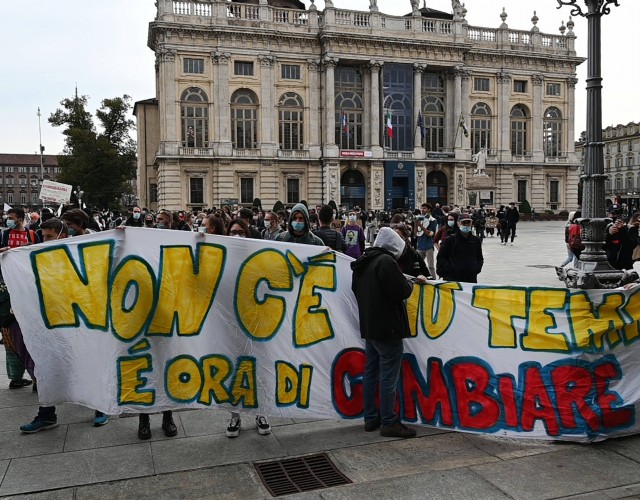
[555,0,637,288]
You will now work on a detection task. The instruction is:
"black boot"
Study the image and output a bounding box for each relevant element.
[138,413,151,440]
[162,410,177,437]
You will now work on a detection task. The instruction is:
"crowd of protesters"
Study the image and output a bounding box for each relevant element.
[0,199,525,440]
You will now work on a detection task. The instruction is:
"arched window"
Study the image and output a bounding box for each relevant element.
[510,104,530,156]
[231,89,259,149]
[543,107,563,157]
[180,87,209,148]
[471,103,492,154]
[279,92,304,150]
[335,91,363,150]
[615,175,623,192]
[385,93,412,151]
[626,174,634,191]
[421,96,445,152]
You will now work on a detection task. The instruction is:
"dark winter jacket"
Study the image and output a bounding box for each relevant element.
[605,224,638,270]
[351,228,413,341]
[506,206,520,225]
[314,226,346,252]
[436,232,484,283]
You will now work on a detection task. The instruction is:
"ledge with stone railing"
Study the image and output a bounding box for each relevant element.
[466,25,574,55]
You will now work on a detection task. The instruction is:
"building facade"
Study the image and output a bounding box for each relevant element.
[576,122,640,211]
[0,154,61,208]
[136,0,584,212]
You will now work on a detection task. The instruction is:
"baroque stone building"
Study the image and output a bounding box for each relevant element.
[575,122,640,211]
[136,0,584,212]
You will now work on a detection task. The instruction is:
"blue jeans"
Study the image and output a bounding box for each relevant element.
[363,339,404,428]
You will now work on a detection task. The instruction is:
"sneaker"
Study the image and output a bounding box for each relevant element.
[226,415,241,438]
[364,416,381,432]
[162,411,178,437]
[510,243,514,246]
[94,411,109,427]
[256,415,271,435]
[9,378,33,389]
[20,416,58,434]
[380,421,417,439]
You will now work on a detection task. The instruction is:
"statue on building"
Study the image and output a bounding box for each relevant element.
[369,0,378,9]
[410,0,420,15]
[472,148,488,176]
[452,0,464,17]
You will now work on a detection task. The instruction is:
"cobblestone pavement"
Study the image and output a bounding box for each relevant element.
[3,222,640,499]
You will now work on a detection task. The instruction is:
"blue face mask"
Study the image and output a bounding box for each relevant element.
[460,225,472,234]
[447,220,455,227]
[156,223,167,230]
[291,221,305,232]
[6,219,16,229]
[67,227,77,236]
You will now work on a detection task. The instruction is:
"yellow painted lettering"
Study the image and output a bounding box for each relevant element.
[110,258,155,342]
[294,264,335,347]
[473,287,527,348]
[230,358,257,407]
[235,250,293,340]
[522,289,570,351]
[117,355,155,405]
[619,289,640,343]
[299,365,312,408]
[198,355,232,405]
[166,356,203,402]
[420,282,462,339]
[34,243,111,329]
[149,244,225,336]
[569,291,627,350]
[276,361,299,406]
[406,285,421,337]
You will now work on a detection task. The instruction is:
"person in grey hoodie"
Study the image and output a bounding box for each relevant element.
[276,203,324,246]
[350,227,426,439]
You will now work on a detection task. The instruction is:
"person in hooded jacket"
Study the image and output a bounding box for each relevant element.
[436,213,484,283]
[351,227,426,439]
[276,203,324,246]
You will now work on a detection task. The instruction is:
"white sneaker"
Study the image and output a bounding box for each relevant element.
[510,243,514,246]
[256,415,271,435]
[226,415,241,438]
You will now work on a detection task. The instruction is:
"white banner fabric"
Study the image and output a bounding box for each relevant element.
[2,227,640,443]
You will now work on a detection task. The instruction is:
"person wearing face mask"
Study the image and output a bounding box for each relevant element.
[124,207,144,227]
[341,210,365,259]
[351,227,426,439]
[61,209,94,237]
[155,209,174,230]
[436,213,484,283]
[276,203,324,246]
[262,211,282,241]
[433,212,459,250]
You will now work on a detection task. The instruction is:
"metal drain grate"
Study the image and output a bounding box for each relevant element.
[254,452,352,497]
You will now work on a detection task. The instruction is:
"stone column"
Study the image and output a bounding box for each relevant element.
[532,74,544,162]
[323,57,338,157]
[445,70,456,152]
[369,61,383,156]
[497,71,512,162]
[460,69,471,156]
[453,67,462,152]
[158,47,178,155]
[566,76,579,156]
[259,54,278,157]
[212,51,232,156]
[325,160,340,205]
[413,64,425,158]
[307,59,322,159]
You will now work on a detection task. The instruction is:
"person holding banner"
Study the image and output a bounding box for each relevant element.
[351,227,426,438]
[276,203,324,246]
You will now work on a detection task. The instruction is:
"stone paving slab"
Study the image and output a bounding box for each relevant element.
[5,489,75,500]
[0,443,155,497]
[0,387,39,408]
[331,432,499,483]
[63,412,185,452]
[72,464,268,500]
[0,426,67,460]
[177,406,294,438]
[470,448,640,500]
[151,431,286,475]
[0,403,97,434]
[461,433,581,461]
[318,467,511,500]
[601,434,640,463]
[0,460,8,487]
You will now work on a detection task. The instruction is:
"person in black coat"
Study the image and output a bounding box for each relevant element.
[436,213,484,283]
[605,211,639,270]
[504,202,520,245]
[351,227,426,439]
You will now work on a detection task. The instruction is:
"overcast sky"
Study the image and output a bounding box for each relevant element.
[1,0,637,155]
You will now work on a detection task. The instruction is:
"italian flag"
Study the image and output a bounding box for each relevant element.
[386,110,393,139]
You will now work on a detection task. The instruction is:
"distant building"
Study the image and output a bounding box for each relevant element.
[136,0,584,212]
[576,122,640,211]
[0,154,61,208]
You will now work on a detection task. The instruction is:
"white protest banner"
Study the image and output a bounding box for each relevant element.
[39,180,73,204]
[2,228,639,442]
